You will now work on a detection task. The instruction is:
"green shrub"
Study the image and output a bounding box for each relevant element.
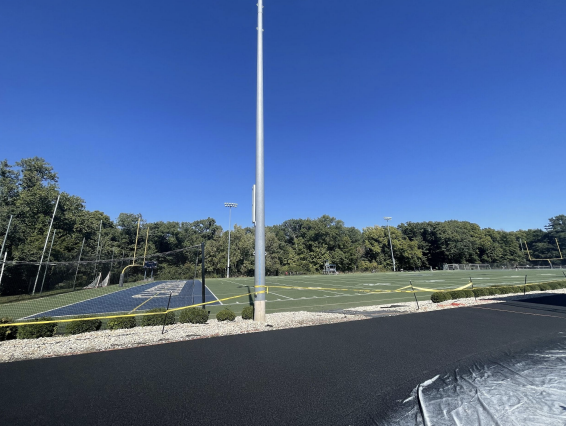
[65,316,102,335]
[241,306,254,320]
[107,316,137,330]
[17,317,57,339]
[538,283,551,291]
[548,282,560,290]
[498,286,512,294]
[527,284,540,292]
[431,292,449,303]
[472,288,489,297]
[511,286,523,293]
[141,308,175,327]
[486,287,501,296]
[216,308,236,322]
[0,318,18,341]
[449,290,466,300]
[179,308,209,324]
[556,281,566,289]
[462,289,475,298]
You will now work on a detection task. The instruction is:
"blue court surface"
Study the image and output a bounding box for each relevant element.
[27,280,221,319]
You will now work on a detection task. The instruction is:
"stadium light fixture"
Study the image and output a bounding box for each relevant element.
[224,203,238,278]
[384,217,396,272]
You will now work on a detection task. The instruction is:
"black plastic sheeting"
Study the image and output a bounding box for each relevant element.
[385,335,566,426]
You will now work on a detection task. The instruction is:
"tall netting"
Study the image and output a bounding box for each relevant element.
[444,261,566,270]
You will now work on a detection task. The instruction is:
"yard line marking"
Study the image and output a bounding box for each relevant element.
[269,292,293,299]
[206,286,223,305]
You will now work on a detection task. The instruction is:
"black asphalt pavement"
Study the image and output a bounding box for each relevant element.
[2,296,566,426]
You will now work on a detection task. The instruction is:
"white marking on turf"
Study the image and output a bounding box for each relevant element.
[133,281,186,298]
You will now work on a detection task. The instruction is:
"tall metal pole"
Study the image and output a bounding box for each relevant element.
[40,229,56,294]
[384,217,396,272]
[72,237,85,291]
[0,214,13,261]
[201,242,206,309]
[228,207,232,278]
[143,226,150,265]
[225,203,237,278]
[93,220,102,277]
[109,248,115,282]
[254,0,266,322]
[32,194,60,295]
[132,217,141,264]
[0,252,7,289]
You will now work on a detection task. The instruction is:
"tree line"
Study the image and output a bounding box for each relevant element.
[0,157,564,295]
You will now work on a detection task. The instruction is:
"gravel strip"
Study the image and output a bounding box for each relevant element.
[1,288,565,363]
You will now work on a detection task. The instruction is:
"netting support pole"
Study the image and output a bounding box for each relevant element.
[40,229,56,294]
[32,194,60,295]
[0,252,7,289]
[201,242,206,309]
[72,237,85,291]
[93,220,102,277]
[119,273,125,287]
[0,215,12,261]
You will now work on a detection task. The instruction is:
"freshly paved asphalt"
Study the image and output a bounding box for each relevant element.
[2,295,566,426]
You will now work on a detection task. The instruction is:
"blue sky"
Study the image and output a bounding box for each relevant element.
[1,0,564,232]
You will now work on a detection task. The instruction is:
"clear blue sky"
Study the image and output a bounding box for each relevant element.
[2,0,564,233]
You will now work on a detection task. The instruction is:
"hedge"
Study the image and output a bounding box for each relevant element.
[141,308,176,327]
[179,308,209,324]
[65,316,102,335]
[107,316,137,330]
[431,292,449,303]
[216,308,236,322]
[241,306,254,320]
[0,318,18,341]
[472,288,489,297]
[431,281,564,303]
[17,317,58,339]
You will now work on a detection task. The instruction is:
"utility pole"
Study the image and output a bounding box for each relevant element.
[224,203,238,278]
[33,194,60,295]
[254,0,266,322]
[40,229,56,294]
[384,217,396,272]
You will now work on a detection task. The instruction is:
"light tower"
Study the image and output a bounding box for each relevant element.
[384,217,396,272]
[254,0,266,322]
[224,203,237,278]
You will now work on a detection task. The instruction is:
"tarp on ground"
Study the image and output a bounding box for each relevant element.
[385,337,566,425]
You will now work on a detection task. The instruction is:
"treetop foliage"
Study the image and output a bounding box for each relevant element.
[0,158,563,295]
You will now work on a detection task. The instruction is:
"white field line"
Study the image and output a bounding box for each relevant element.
[269,292,293,300]
[206,286,223,305]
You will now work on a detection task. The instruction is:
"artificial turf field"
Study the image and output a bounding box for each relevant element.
[3,268,563,321]
[206,268,566,314]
